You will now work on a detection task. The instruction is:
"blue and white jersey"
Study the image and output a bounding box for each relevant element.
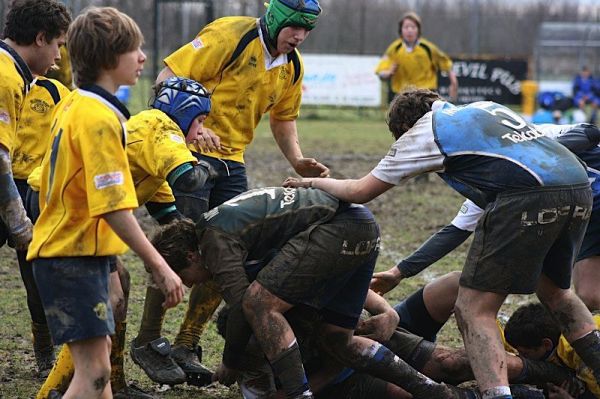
[372,101,589,207]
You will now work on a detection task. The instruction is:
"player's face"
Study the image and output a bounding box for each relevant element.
[276,26,310,55]
[113,47,146,87]
[178,250,210,287]
[401,19,419,44]
[32,32,66,76]
[185,114,208,142]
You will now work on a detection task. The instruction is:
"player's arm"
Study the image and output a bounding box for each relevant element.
[270,118,329,178]
[103,210,184,308]
[0,146,32,249]
[167,160,215,193]
[156,66,175,85]
[356,290,400,342]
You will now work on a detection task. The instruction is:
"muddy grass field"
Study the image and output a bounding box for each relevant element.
[0,110,529,398]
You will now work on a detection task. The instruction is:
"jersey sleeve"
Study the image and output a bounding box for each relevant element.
[148,126,197,180]
[0,80,22,152]
[270,51,303,121]
[164,24,234,84]
[450,199,484,232]
[431,42,453,73]
[81,118,138,217]
[370,112,444,185]
[149,181,176,204]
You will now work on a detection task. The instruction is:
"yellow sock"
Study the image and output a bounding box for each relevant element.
[36,344,74,399]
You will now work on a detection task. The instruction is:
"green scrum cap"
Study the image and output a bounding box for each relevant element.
[264,0,321,43]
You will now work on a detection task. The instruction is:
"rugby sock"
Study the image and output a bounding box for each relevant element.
[110,320,127,392]
[352,342,466,398]
[570,329,600,383]
[270,340,313,399]
[32,321,54,370]
[174,281,222,349]
[36,345,73,399]
[399,287,444,342]
[482,386,512,399]
[135,286,166,345]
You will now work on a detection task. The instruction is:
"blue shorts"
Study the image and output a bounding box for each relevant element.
[257,205,380,329]
[173,153,247,221]
[32,256,115,345]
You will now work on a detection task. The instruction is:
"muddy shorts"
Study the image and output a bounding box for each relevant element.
[256,205,380,329]
[460,183,592,294]
[32,256,115,345]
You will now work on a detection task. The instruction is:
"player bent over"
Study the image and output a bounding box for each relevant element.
[150,187,480,399]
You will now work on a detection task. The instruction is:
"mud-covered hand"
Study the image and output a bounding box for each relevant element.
[356,310,399,342]
[282,176,315,189]
[546,381,577,399]
[191,127,221,153]
[6,207,33,250]
[151,262,184,309]
[370,266,403,295]
[213,362,238,387]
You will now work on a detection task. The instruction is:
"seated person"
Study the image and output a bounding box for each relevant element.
[573,66,599,124]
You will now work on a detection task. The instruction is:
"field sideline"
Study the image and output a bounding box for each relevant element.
[0,111,530,398]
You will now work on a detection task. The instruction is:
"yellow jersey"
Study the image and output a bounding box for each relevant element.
[375,37,453,94]
[125,109,196,205]
[549,315,600,397]
[0,41,33,153]
[27,86,138,260]
[12,78,70,179]
[165,16,303,163]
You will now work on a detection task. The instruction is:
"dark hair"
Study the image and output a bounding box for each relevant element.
[150,218,198,274]
[504,303,561,348]
[387,88,441,139]
[3,0,71,45]
[67,7,143,86]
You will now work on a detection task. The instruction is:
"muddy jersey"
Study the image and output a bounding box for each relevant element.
[372,101,589,208]
[0,41,33,152]
[197,187,344,304]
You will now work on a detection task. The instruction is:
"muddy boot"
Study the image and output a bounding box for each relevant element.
[130,337,186,385]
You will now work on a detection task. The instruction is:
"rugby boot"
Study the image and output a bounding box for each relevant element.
[113,384,156,399]
[130,337,186,385]
[32,321,55,378]
[171,344,214,387]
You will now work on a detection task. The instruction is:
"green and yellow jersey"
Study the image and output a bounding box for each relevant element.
[375,37,453,94]
[27,86,138,260]
[165,16,303,163]
[12,78,70,179]
[125,108,196,205]
[0,41,34,153]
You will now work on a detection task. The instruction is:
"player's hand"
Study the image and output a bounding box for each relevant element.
[370,266,403,295]
[191,127,221,153]
[213,362,238,386]
[293,158,329,178]
[7,213,33,251]
[282,176,314,189]
[356,310,399,342]
[546,382,577,399]
[151,262,184,309]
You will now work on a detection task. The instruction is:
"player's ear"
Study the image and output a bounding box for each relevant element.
[35,32,47,46]
[541,337,554,352]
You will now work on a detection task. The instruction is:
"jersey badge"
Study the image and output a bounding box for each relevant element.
[0,109,9,124]
[94,171,124,189]
[191,38,204,49]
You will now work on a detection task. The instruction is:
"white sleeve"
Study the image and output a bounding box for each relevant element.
[370,112,445,185]
[450,199,484,232]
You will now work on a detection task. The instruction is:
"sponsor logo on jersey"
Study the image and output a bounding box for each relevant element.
[170,133,184,144]
[94,171,124,189]
[30,99,50,113]
[280,187,297,208]
[387,148,397,157]
[191,38,204,49]
[0,109,9,124]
